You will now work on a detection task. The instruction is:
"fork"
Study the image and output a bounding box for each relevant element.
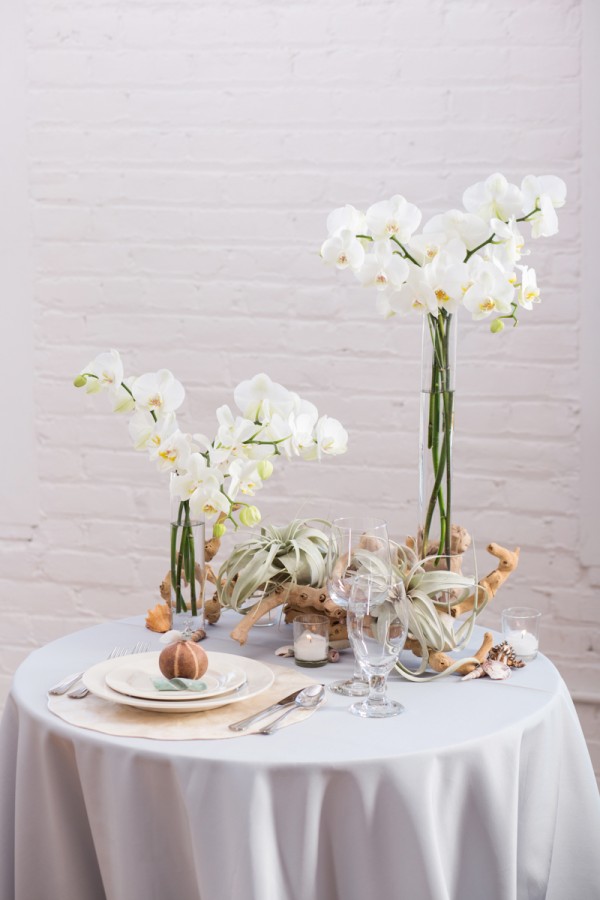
[68,642,150,698]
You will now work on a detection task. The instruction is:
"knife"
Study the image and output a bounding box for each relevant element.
[228,688,305,732]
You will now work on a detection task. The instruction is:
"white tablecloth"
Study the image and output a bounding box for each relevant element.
[1,613,599,900]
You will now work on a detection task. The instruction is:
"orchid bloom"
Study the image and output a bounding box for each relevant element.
[516,265,541,310]
[321,229,365,271]
[132,369,185,415]
[234,373,296,422]
[314,415,349,459]
[422,209,490,253]
[521,175,567,238]
[356,240,409,292]
[325,204,367,237]
[227,458,263,498]
[79,349,124,395]
[153,429,192,472]
[366,195,422,243]
[462,259,515,320]
[171,453,228,519]
[463,173,523,222]
[129,409,177,453]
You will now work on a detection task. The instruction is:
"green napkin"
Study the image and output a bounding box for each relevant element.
[152,677,208,692]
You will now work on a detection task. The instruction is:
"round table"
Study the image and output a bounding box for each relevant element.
[1,613,599,900]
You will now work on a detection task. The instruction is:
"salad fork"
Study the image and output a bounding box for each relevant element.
[67,642,150,698]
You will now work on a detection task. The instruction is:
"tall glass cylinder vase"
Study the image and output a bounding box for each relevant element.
[170,498,205,637]
[418,309,457,568]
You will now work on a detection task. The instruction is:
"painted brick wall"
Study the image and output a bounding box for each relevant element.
[3,0,598,774]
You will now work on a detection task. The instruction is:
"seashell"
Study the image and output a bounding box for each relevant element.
[159,629,185,645]
[275,645,294,658]
[327,649,340,663]
[462,665,485,681]
[489,641,525,668]
[145,602,171,633]
[482,659,511,680]
[191,628,207,642]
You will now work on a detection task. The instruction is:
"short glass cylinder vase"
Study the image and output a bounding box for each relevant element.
[170,501,205,638]
[418,309,457,568]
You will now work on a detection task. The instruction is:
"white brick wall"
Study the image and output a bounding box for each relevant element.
[2,0,598,775]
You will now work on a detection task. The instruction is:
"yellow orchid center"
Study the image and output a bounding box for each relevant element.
[375,273,388,286]
[435,289,450,303]
[159,448,177,463]
[526,289,540,301]
[479,298,496,312]
[385,221,399,235]
[337,252,348,265]
[148,394,163,410]
[426,246,438,259]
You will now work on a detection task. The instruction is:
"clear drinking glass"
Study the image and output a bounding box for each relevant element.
[347,576,409,718]
[326,516,391,697]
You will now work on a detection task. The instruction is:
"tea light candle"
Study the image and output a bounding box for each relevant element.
[294,631,328,663]
[507,629,538,659]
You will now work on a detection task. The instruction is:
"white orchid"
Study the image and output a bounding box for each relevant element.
[289,408,320,457]
[227,458,262,498]
[326,204,367,237]
[234,373,295,422]
[314,415,349,458]
[486,217,527,271]
[214,406,258,454]
[153,429,192,472]
[78,349,124,395]
[129,409,177,453]
[366,195,422,243]
[132,369,185,415]
[321,229,365,270]
[516,265,541,310]
[422,209,490,252]
[463,173,523,222]
[521,175,567,238]
[396,249,467,317]
[170,453,227,519]
[463,259,515,320]
[356,240,409,292]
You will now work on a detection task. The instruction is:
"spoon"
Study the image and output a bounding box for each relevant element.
[257,684,325,735]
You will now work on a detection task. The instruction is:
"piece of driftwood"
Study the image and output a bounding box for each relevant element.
[229,583,346,645]
[146,525,224,633]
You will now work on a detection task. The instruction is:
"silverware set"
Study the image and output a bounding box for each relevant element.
[48,642,150,699]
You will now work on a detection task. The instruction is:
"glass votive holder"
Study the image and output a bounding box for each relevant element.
[293,614,329,668]
[501,607,542,661]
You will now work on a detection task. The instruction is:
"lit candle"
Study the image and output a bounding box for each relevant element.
[508,629,539,659]
[294,631,328,663]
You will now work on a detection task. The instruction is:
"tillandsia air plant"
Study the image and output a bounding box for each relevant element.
[217,519,330,614]
[320,173,567,564]
[74,354,348,619]
[352,541,489,679]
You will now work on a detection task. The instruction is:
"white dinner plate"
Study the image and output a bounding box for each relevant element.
[82,651,274,713]
[105,654,247,701]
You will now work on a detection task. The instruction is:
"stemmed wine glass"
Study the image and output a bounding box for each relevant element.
[347,576,409,718]
[326,516,392,696]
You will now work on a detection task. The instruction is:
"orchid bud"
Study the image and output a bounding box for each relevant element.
[213,522,227,538]
[73,375,87,387]
[490,319,504,334]
[239,505,261,527]
[257,459,274,480]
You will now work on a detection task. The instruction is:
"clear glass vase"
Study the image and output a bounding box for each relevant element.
[170,499,205,637]
[418,309,457,567]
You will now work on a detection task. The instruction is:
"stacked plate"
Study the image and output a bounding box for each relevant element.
[82,651,274,713]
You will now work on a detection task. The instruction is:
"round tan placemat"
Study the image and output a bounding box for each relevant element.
[47,662,325,740]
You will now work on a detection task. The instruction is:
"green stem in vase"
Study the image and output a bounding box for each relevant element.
[422,311,453,565]
[183,501,198,617]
